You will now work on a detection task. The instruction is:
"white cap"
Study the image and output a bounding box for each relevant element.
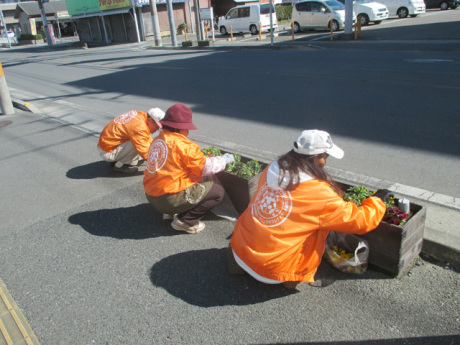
[147,108,165,128]
[293,130,344,159]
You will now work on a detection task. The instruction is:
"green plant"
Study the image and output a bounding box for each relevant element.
[201,147,263,178]
[202,146,222,157]
[343,185,408,225]
[343,186,373,206]
[19,34,43,40]
[275,4,292,21]
[178,23,187,30]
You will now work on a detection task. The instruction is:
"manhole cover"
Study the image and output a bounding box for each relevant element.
[0,120,12,128]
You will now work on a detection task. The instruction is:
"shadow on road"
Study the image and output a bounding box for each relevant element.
[68,203,173,239]
[149,248,392,307]
[66,160,144,179]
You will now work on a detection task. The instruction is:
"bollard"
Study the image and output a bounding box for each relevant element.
[259,23,262,41]
[230,25,233,42]
[354,16,361,40]
[292,22,295,41]
[0,60,14,115]
[358,17,362,38]
[330,21,333,41]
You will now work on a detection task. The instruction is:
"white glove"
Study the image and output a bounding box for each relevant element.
[221,153,234,165]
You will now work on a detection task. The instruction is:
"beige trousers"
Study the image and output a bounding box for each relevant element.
[97,142,141,166]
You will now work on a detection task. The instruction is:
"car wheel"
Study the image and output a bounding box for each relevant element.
[440,1,449,9]
[397,7,409,18]
[250,25,258,35]
[220,26,228,35]
[329,20,339,32]
[293,22,301,33]
[359,14,370,26]
[452,4,458,9]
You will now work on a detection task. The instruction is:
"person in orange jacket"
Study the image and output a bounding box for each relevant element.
[98,108,165,173]
[143,104,234,234]
[229,129,389,288]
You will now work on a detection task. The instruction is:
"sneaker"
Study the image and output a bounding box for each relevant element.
[113,164,138,174]
[163,214,176,220]
[171,216,205,234]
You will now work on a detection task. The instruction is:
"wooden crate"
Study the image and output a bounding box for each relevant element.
[339,183,426,277]
[215,152,266,215]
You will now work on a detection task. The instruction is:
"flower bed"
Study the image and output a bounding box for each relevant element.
[201,147,266,214]
[338,183,426,277]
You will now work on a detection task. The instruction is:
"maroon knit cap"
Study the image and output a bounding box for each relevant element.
[160,104,197,130]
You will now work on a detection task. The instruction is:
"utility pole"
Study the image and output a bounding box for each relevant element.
[37,0,52,46]
[166,0,177,47]
[0,61,14,115]
[149,0,162,46]
[344,0,353,36]
[0,4,11,48]
[193,0,202,41]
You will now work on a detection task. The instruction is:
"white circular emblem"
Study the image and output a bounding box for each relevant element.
[114,110,137,124]
[146,139,168,173]
[252,183,292,227]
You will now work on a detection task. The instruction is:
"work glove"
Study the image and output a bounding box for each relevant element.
[221,153,235,165]
[372,189,393,203]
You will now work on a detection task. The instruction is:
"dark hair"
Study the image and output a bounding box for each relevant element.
[162,125,181,133]
[277,150,342,195]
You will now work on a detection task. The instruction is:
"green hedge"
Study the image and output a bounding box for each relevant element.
[275,4,292,21]
[19,34,43,40]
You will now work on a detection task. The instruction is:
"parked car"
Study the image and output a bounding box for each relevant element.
[219,3,278,35]
[291,0,355,32]
[1,31,14,39]
[375,0,426,17]
[424,0,459,10]
[338,0,389,25]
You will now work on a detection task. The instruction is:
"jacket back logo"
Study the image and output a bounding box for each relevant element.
[252,183,292,227]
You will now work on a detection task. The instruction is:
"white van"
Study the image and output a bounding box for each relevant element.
[377,0,425,17]
[218,3,278,35]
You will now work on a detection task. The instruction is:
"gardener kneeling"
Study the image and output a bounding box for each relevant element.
[143,104,234,234]
[229,129,390,288]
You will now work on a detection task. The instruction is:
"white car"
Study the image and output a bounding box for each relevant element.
[2,31,14,39]
[291,0,355,32]
[339,0,389,25]
[219,3,278,35]
[376,0,425,17]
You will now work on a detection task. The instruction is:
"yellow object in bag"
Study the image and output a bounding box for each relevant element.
[324,231,369,275]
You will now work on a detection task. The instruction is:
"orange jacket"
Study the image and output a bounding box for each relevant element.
[230,163,386,283]
[98,110,152,160]
[143,131,206,197]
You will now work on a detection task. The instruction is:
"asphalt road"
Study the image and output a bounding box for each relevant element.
[2,37,460,199]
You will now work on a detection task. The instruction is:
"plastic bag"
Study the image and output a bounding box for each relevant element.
[324,231,369,275]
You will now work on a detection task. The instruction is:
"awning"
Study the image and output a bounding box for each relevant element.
[70,7,131,20]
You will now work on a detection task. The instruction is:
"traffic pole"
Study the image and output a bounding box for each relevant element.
[0,60,14,115]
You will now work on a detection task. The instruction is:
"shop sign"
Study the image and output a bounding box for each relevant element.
[99,0,131,10]
[56,11,70,19]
